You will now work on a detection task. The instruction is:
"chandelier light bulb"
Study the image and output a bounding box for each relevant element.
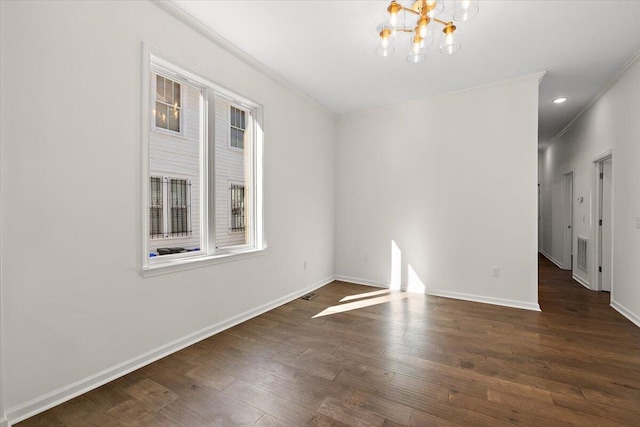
[412,40,422,54]
[387,1,403,27]
[408,31,426,62]
[418,16,430,38]
[440,22,461,54]
[376,28,395,57]
[445,33,453,45]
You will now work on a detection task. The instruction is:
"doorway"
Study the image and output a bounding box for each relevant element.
[597,157,613,292]
[563,172,574,271]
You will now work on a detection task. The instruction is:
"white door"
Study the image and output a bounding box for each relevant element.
[600,158,612,292]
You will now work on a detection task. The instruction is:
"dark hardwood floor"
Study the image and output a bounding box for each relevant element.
[18,255,640,426]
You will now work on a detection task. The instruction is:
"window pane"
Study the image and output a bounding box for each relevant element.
[231,107,244,129]
[169,107,180,132]
[150,177,164,238]
[216,99,250,248]
[231,128,244,149]
[173,83,181,108]
[166,80,174,105]
[169,179,189,236]
[149,74,201,256]
[240,110,245,129]
[155,102,168,129]
[156,75,165,103]
[230,128,237,147]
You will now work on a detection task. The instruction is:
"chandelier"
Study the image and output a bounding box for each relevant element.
[376,0,479,63]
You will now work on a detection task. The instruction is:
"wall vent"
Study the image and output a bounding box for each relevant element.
[577,237,588,272]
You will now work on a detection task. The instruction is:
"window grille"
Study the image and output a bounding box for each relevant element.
[150,177,164,239]
[230,184,245,232]
[230,106,246,149]
[170,178,191,236]
[149,176,192,238]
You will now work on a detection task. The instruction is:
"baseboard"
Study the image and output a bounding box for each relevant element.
[425,289,541,312]
[1,416,8,427]
[611,299,640,329]
[5,275,335,426]
[334,275,390,289]
[572,274,591,290]
[540,251,565,270]
[335,275,541,312]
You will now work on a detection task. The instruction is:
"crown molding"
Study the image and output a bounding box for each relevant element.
[151,1,335,118]
[542,48,640,152]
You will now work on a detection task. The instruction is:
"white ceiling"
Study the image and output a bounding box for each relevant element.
[170,0,640,147]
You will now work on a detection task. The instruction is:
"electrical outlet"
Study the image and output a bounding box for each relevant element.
[491,267,500,277]
[303,260,308,270]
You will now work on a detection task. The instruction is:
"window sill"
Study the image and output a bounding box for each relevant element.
[142,247,266,277]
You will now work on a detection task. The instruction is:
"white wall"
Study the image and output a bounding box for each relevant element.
[335,74,542,311]
[539,54,640,327]
[0,0,335,419]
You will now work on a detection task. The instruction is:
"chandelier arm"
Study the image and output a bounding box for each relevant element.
[400,6,421,15]
[432,17,449,26]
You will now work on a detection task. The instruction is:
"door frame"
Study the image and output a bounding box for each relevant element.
[592,150,613,292]
[562,171,574,271]
[538,183,542,253]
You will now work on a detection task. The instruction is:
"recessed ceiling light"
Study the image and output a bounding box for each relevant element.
[553,97,568,104]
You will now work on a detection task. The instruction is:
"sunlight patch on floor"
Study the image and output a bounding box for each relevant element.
[340,289,392,303]
[313,292,410,318]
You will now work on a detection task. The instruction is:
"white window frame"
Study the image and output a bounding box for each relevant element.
[228,105,247,152]
[152,73,186,137]
[142,45,265,276]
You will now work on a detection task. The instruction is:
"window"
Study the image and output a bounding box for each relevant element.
[149,177,192,239]
[143,49,264,274]
[230,106,246,150]
[229,183,245,233]
[155,75,182,133]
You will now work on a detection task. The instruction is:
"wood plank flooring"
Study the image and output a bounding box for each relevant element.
[18,255,640,426]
